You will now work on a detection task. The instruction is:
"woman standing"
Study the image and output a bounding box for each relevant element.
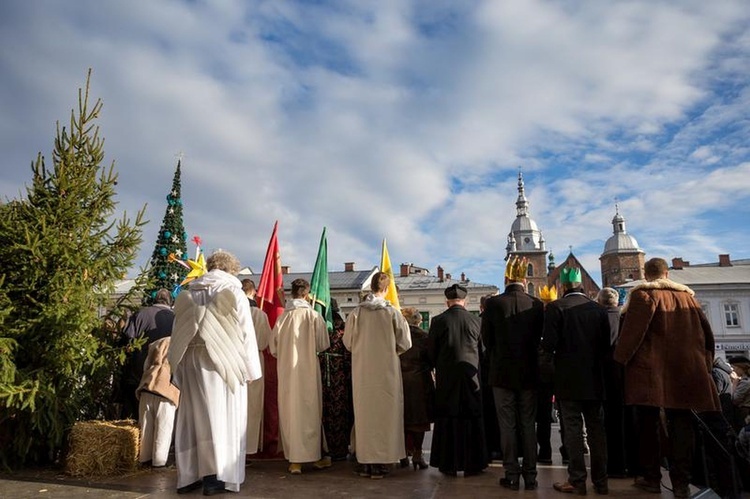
[319,309,354,461]
[400,307,435,470]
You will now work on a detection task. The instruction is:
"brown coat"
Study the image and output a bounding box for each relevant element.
[136,337,180,407]
[614,278,719,412]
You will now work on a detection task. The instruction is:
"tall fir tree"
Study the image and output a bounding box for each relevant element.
[143,161,188,303]
[0,71,146,467]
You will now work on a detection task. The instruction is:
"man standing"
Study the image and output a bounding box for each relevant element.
[482,258,544,490]
[540,267,610,495]
[428,283,488,476]
[270,278,331,474]
[121,288,175,418]
[614,258,719,498]
[168,250,261,495]
[241,279,272,458]
[344,271,412,479]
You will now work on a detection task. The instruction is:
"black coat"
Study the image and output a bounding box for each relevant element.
[481,283,544,390]
[428,305,483,418]
[400,325,435,426]
[540,289,610,401]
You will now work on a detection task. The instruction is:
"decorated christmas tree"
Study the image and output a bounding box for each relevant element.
[143,161,188,303]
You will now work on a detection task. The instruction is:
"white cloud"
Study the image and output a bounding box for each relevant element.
[1,0,749,288]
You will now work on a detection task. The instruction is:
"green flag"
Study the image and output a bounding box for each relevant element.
[310,227,332,331]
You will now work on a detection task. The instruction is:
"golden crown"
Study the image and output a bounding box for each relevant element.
[505,256,529,282]
[539,285,558,303]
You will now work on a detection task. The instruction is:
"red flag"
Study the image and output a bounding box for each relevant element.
[250,221,285,459]
[257,221,285,327]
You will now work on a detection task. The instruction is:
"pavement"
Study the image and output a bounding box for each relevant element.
[0,424,705,498]
[0,457,702,498]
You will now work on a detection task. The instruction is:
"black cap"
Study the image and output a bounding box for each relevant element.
[728,356,750,365]
[444,283,468,300]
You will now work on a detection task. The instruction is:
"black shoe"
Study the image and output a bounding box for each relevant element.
[440,468,457,477]
[538,458,553,465]
[355,463,371,477]
[499,477,520,490]
[370,464,389,479]
[525,480,539,491]
[594,485,609,495]
[202,475,226,496]
[177,480,202,494]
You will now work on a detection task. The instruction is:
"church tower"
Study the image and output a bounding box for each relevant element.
[505,172,548,297]
[599,205,645,287]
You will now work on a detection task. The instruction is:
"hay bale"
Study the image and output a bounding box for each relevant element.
[65,419,140,477]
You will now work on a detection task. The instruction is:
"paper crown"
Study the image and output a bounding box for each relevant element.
[560,267,582,285]
[505,256,529,282]
[539,285,558,302]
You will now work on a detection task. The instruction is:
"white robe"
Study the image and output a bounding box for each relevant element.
[246,305,271,454]
[169,270,261,492]
[269,299,330,463]
[343,294,411,464]
[138,392,177,466]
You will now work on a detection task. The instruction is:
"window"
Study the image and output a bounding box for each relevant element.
[527,263,534,277]
[419,311,430,330]
[700,302,710,322]
[527,282,535,296]
[724,303,740,327]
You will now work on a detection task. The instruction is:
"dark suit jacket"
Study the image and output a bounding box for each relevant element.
[481,283,544,390]
[540,289,610,401]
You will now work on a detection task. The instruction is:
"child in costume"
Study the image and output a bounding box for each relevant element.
[136,336,180,467]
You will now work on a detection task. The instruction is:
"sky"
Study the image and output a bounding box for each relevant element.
[1,0,749,289]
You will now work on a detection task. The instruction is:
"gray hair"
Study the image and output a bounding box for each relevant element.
[206,250,241,275]
[597,287,619,308]
[401,307,422,326]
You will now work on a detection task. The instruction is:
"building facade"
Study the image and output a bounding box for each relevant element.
[668,255,750,359]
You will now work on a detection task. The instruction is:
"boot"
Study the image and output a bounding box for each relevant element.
[412,450,428,470]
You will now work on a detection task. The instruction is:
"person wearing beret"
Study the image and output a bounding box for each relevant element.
[427,283,488,476]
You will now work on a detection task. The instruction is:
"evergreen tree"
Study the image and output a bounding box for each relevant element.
[143,161,188,303]
[0,71,146,467]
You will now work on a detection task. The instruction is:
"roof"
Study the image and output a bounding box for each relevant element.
[668,266,750,286]
[277,268,377,290]
[114,267,499,295]
[396,275,498,293]
[616,258,750,288]
[547,252,601,294]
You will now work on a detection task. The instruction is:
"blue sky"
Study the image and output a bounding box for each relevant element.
[1,0,749,288]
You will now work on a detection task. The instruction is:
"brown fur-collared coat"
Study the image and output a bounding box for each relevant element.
[136,337,180,407]
[614,278,719,412]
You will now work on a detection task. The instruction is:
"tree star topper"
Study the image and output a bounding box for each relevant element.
[180,235,206,286]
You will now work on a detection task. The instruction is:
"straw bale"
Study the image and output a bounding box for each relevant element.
[65,419,140,477]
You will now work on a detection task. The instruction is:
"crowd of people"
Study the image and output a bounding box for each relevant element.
[121,251,748,497]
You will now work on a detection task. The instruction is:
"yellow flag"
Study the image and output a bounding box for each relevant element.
[380,238,401,310]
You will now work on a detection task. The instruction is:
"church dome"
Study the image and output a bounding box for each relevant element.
[511,216,539,233]
[602,207,643,255]
[603,233,641,254]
